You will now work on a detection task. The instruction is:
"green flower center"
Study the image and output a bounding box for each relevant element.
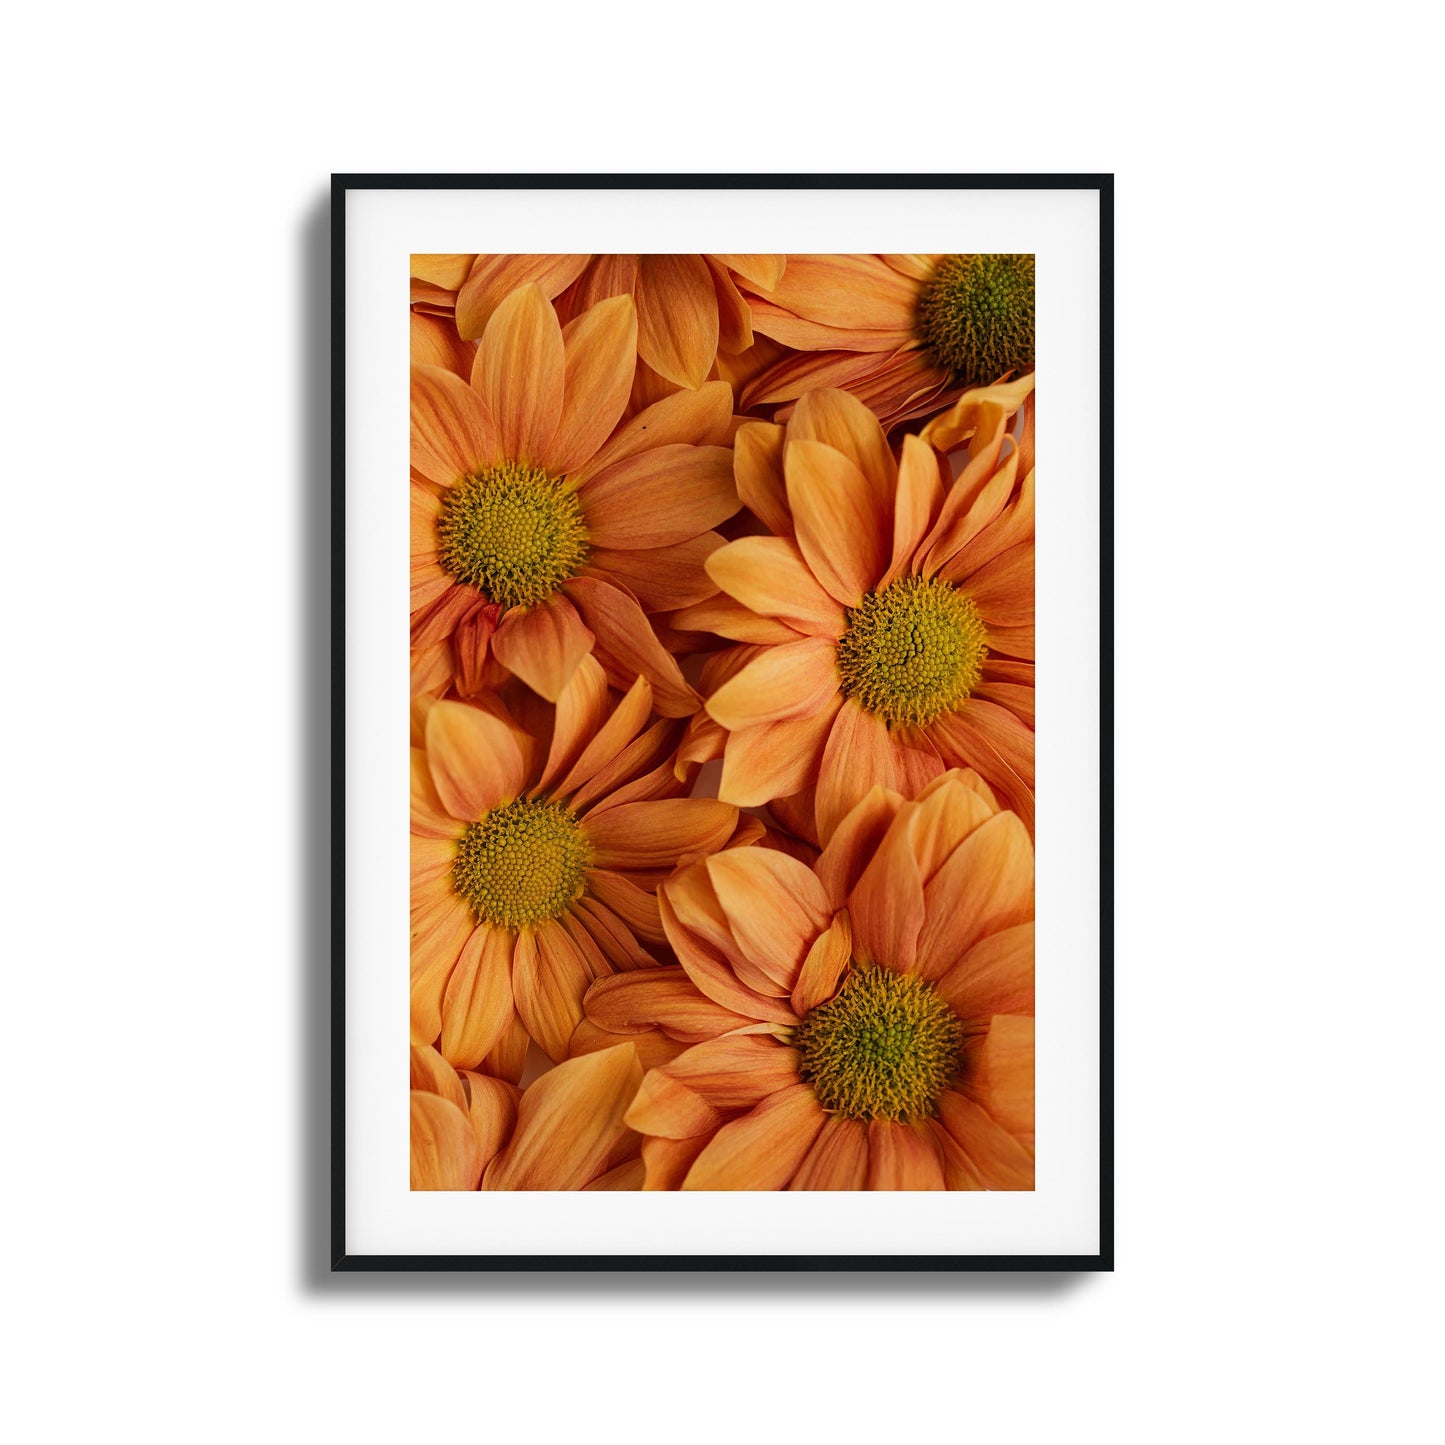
[915,253,1035,388]
[436,462,589,610]
[452,799,591,930]
[835,575,987,728]
[795,963,963,1122]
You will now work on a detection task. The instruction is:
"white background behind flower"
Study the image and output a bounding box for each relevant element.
[2,4,1439,1444]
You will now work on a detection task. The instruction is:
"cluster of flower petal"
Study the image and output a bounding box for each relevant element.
[408,255,1036,1192]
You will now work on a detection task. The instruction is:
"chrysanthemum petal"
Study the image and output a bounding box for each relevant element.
[815,699,898,845]
[704,849,832,990]
[475,283,564,467]
[788,388,897,503]
[580,445,739,549]
[936,1086,1034,1190]
[482,1043,642,1191]
[792,911,852,1016]
[585,869,666,944]
[705,536,846,637]
[626,1036,801,1139]
[682,1084,826,1190]
[658,891,799,1026]
[706,637,839,731]
[587,534,724,612]
[733,421,791,536]
[866,1119,946,1190]
[585,798,738,870]
[564,576,699,718]
[785,439,889,607]
[847,805,926,970]
[884,434,946,586]
[577,381,734,481]
[455,254,590,339]
[459,1071,519,1170]
[490,593,594,703]
[635,254,718,389]
[411,1093,482,1190]
[411,364,502,484]
[551,294,638,475]
[511,920,593,1063]
[712,253,786,289]
[718,698,841,807]
[438,924,515,1069]
[936,924,1035,1028]
[424,699,525,821]
[585,968,754,1043]
[410,900,475,1045]
[788,1115,869,1190]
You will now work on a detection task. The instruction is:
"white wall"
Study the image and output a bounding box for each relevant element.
[4,5,1439,1442]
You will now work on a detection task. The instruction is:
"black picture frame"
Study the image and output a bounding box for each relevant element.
[331,173,1113,1272]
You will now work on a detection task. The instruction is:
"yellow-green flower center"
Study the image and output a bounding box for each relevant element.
[915,253,1035,388]
[796,963,963,1122]
[452,799,591,930]
[436,462,589,610]
[835,575,987,727]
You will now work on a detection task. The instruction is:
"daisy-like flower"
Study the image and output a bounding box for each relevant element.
[736,253,1034,428]
[674,381,1035,843]
[411,282,740,712]
[442,254,786,395]
[411,658,740,1071]
[411,1041,646,1191]
[580,773,1034,1190]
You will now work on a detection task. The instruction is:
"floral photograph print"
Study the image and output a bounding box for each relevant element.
[409,252,1036,1192]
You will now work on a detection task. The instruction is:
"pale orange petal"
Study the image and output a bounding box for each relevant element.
[459,1070,520,1170]
[883,434,947,586]
[788,387,897,506]
[410,311,476,378]
[935,924,1035,1029]
[410,1043,467,1112]
[681,1084,826,1190]
[759,254,917,331]
[587,534,724,612]
[916,813,1035,977]
[626,1035,801,1139]
[847,803,926,970]
[585,798,738,870]
[489,592,594,702]
[411,1093,482,1190]
[704,849,832,991]
[635,254,718,389]
[733,421,791,536]
[658,890,799,1026]
[671,597,806,645]
[866,1119,946,1190]
[536,654,611,793]
[814,784,903,906]
[552,674,653,798]
[410,899,475,1045]
[642,1134,711,1190]
[928,701,1036,836]
[512,920,593,1063]
[412,748,461,839]
[585,967,754,1043]
[815,699,898,845]
[438,924,515,1069]
[791,911,853,1016]
[718,698,841,807]
[789,1114,870,1190]
[577,380,734,482]
[564,576,698,717]
[475,283,564,467]
[411,364,502,484]
[583,1159,646,1191]
[713,253,786,289]
[580,445,739,548]
[424,699,525,821]
[937,1085,1034,1190]
[482,1043,642,1191]
[705,536,846,637]
[455,254,590,339]
[552,294,638,475]
[706,638,839,731]
[785,439,889,607]
[584,868,666,945]
[962,1015,1035,1141]
[412,253,476,290]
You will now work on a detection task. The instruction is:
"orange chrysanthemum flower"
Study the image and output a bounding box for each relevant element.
[736,253,1035,429]
[674,380,1035,843]
[410,1042,646,1192]
[580,773,1034,1190]
[411,283,741,712]
[411,658,739,1071]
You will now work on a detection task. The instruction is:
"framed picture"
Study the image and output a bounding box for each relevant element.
[333,174,1112,1270]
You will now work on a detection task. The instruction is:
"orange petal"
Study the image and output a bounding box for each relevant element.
[583,1159,646,1191]
[580,445,739,549]
[490,592,594,702]
[552,294,638,475]
[455,254,590,339]
[564,576,698,718]
[552,673,653,798]
[482,1043,643,1191]
[671,596,806,645]
[916,812,1035,977]
[577,381,734,481]
[438,924,515,1068]
[718,698,840,807]
[585,967,752,1043]
[658,890,798,1026]
[962,1014,1036,1142]
[410,1043,467,1112]
[585,798,738,870]
[847,803,926,970]
[785,439,889,607]
[789,1114,869,1190]
[788,387,897,506]
[792,911,853,1015]
[635,254,718,389]
[937,1085,1034,1190]
[424,699,525,821]
[965,541,1033,628]
[815,699,898,845]
[410,899,475,1045]
[588,534,724,611]
[512,920,593,1063]
[759,254,917,331]
[474,283,564,467]
[706,637,839,731]
[713,253,786,290]
[411,1093,482,1190]
[585,868,666,944]
[412,747,461,839]
[815,783,903,906]
[705,536,846,637]
[536,654,610,793]
[866,1119,946,1190]
[641,1134,711,1190]
[681,1084,826,1190]
[704,849,832,991]
[459,1070,520,1170]
[626,1036,801,1139]
[883,435,947,586]
[928,699,1035,831]
[411,310,476,378]
[935,923,1035,1028]
[733,421,792,537]
[567,897,657,972]
[411,364,502,484]
[412,253,476,290]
